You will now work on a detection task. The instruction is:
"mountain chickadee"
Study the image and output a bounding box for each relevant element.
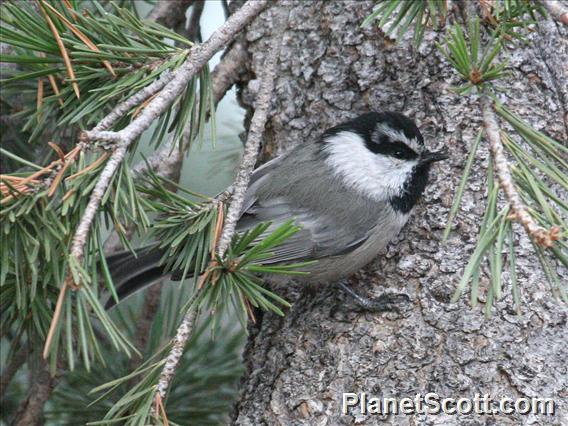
[106,111,447,311]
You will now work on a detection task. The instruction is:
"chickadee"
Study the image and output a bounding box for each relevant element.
[106,112,447,310]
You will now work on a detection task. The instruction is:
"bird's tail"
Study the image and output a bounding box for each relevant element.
[104,244,171,309]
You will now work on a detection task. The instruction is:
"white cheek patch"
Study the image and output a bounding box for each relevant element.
[323,131,417,201]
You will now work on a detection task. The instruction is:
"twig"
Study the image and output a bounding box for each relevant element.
[186,0,205,42]
[216,41,281,256]
[89,71,174,134]
[481,96,559,247]
[44,0,268,359]
[11,360,58,426]
[147,0,195,28]
[154,290,201,403]
[0,344,28,404]
[542,0,568,26]
[153,8,284,408]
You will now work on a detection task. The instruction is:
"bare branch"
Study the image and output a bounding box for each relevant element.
[216,38,282,256]
[147,0,195,28]
[542,0,568,26]
[11,361,58,426]
[186,0,205,42]
[481,96,559,247]
[0,344,28,404]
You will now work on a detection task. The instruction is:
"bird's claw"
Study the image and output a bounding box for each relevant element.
[361,292,410,312]
[337,281,410,313]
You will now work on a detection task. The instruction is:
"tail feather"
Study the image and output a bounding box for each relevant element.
[104,244,170,309]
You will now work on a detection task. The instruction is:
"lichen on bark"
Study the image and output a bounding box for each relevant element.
[231,1,567,425]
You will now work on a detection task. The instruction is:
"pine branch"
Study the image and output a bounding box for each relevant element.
[152,10,285,417]
[42,0,269,358]
[154,290,201,406]
[88,71,175,135]
[480,96,559,247]
[103,28,250,256]
[542,0,568,25]
[215,44,280,255]
[131,38,249,179]
[81,0,267,145]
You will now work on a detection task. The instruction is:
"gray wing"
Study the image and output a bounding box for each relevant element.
[236,145,383,264]
[237,196,371,264]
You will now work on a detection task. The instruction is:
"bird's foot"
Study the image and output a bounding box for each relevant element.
[337,280,410,312]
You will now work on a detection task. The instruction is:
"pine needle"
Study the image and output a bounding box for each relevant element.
[47,74,64,106]
[66,152,110,181]
[211,202,224,256]
[62,0,79,21]
[42,1,116,77]
[36,77,44,111]
[37,0,80,99]
[154,394,169,426]
[48,141,65,162]
[48,146,79,197]
[132,92,160,118]
[42,279,69,359]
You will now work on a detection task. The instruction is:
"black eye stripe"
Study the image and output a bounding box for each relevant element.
[364,140,418,159]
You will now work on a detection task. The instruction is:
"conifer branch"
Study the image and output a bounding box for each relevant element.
[103,36,249,255]
[81,0,267,144]
[78,0,267,261]
[89,71,175,134]
[43,0,269,358]
[131,38,249,179]
[152,12,284,414]
[481,96,559,248]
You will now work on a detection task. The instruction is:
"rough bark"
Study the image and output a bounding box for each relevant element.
[232,1,567,425]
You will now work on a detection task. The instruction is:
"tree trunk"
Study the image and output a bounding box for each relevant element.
[231,1,567,425]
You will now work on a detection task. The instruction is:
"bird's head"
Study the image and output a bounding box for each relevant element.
[321,111,448,213]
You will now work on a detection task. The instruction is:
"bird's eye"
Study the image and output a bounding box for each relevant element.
[393,150,405,159]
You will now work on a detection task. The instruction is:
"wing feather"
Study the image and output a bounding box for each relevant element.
[236,143,386,264]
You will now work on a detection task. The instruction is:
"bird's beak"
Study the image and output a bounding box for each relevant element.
[419,150,449,165]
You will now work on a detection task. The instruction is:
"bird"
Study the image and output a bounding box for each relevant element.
[105,111,448,311]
